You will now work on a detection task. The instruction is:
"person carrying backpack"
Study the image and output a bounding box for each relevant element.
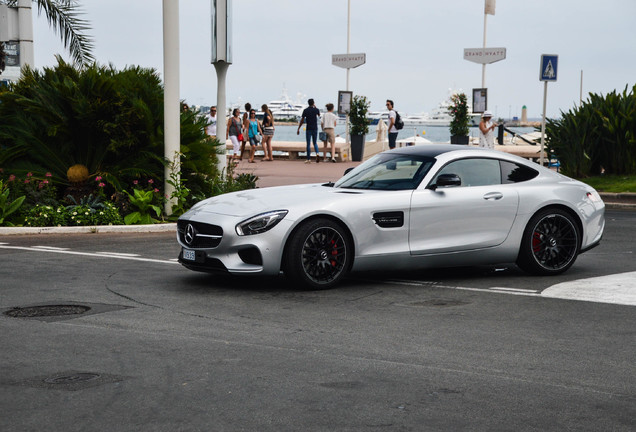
[386,99,401,149]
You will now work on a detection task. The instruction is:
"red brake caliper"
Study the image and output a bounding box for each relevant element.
[330,240,338,266]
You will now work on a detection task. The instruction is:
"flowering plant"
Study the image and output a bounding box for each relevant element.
[448,92,470,137]
[24,205,67,227]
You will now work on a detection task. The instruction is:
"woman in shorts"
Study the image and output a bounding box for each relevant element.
[226,108,242,164]
[261,104,275,161]
[247,109,262,163]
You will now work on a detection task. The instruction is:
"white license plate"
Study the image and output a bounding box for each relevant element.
[183,249,196,261]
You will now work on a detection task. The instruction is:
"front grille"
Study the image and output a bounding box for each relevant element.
[178,220,223,248]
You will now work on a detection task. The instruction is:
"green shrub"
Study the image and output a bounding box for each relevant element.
[0,57,216,195]
[546,85,636,176]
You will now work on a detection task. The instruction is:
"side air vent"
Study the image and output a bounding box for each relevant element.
[372,211,404,228]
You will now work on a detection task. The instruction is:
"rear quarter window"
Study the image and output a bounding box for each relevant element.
[501,161,538,184]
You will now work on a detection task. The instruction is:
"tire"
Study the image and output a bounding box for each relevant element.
[517,208,581,275]
[283,218,352,289]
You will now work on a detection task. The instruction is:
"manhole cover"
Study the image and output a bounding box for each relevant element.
[410,299,469,307]
[44,373,101,385]
[4,305,91,318]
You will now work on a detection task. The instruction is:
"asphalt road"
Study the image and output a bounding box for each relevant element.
[1,210,634,431]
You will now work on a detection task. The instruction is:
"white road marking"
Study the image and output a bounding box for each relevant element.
[32,246,70,251]
[97,252,141,257]
[542,272,636,306]
[0,244,178,265]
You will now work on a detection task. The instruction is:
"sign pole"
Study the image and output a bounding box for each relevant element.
[481,10,487,88]
[345,0,351,155]
[540,80,548,167]
[539,54,558,168]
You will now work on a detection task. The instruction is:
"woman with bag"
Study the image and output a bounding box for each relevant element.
[261,104,275,161]
[226,108,243,164]
[247,109,263,163]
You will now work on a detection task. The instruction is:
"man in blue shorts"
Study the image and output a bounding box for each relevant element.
[297,99,321,163]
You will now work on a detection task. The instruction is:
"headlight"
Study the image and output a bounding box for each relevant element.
[236,210,288,236]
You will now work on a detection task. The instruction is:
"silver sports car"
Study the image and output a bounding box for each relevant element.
[177,145,605,289]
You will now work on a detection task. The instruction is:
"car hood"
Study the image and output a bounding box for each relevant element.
[185,183,366,219]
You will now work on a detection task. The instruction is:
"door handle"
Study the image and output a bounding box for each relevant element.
[483,192,504,201]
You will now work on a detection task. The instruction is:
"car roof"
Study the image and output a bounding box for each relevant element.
[390,144,481,158]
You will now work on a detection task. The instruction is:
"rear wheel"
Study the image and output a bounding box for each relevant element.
[517,208,580,275]
[284,218,352,289]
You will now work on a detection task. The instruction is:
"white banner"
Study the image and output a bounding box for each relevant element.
[485,0,496,15]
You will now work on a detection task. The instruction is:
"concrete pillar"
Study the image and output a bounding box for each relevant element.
[163,0,180,215]
[17,0,33,68]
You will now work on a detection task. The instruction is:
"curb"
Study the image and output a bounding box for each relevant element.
[0,223,177,236]
[599,192,636,210]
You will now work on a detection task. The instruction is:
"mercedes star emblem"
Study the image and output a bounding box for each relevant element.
[184,224,196,246]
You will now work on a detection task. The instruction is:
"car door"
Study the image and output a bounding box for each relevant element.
[409,158,519,255]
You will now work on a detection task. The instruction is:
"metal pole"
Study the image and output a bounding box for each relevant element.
[214,61,228,174]
[540,81,548,167]
[345,0,351,157]
[163,0,180,215]
[580,70,583,105]
[481,11,487,88]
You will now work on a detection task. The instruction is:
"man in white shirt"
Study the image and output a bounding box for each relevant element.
[205,106,217,138]
[321,103,338,162]
[386,100,398,149]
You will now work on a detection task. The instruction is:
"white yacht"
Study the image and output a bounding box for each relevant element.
[267,87,305,121]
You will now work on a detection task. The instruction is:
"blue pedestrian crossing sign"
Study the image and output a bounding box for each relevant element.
[540,54,558,81]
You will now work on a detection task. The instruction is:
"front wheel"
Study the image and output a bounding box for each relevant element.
[283,218,352,289]
[517,208,581,275]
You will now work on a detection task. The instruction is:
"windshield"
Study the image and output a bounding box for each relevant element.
[335,153,436,190]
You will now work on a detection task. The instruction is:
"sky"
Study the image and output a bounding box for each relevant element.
[29,0,636,119]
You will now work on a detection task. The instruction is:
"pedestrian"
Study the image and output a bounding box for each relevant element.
[297,98,321,163]
[386,100,398,149]
[246,109,262,163]
[205,106,217,139]
[261,104,275,161]
[239,102,252,160]
[479,111,497,149]
[321,103,338,162]
[226,108,243,164]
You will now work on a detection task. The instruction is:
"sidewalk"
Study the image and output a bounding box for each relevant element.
[233,157,359,188]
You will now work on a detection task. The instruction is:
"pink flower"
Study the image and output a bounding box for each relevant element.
[133,180,139,185]
[148,179,154,184]
[26,172,33,177]
[98,182,105,188]
[42,180,49,185]
[24,180,30,184]
[95,176,102,181]
[153,188,159,193]
[45,172,52,177]
[8,175,15,182]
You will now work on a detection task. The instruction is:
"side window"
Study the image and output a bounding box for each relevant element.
[434,158,501,187]
[500,161,539,184]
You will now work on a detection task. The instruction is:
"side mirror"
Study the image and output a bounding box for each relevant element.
[429,173,461,190]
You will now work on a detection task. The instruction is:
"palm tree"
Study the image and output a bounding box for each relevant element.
[1,0,93,68]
